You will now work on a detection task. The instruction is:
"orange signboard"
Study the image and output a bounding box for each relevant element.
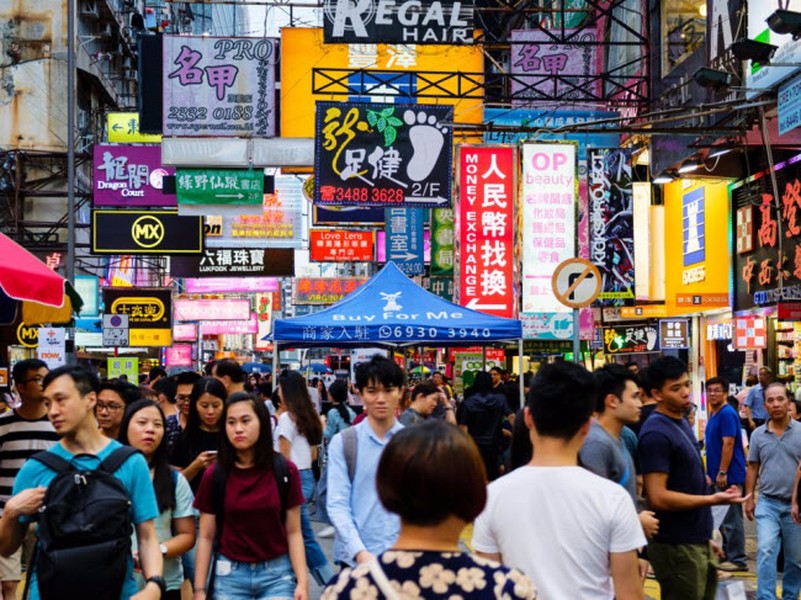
[309,230,374,262]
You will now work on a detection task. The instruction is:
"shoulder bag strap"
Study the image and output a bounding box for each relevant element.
[366,558,401,600]
[29,451,73,474]
[342,427,358,483]
[99,446,140,473]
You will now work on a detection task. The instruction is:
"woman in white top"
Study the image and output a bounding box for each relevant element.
[276,371,334,586]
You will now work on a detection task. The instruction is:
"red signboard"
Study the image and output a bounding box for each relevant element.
[309,230,374,262]
[457,146,515,317]
[734,315,767,349]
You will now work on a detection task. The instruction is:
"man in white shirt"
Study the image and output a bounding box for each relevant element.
[473,361,646,600]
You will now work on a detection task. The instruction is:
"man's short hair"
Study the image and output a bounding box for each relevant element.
[12,358,47,385]
[148,366,167,381]
[490,366,504,376]
[527,362,596,441]
[706,376,730,391]
[99,380,140,405]
[354,355,405,392]
[765,382,789,398]
[173,371,202,387]
[152,377,176,402]
[411,381,439,402]
[594,364,638,414]
[214,359,245,383]
[42,365,99,397]
[645,357,688,394]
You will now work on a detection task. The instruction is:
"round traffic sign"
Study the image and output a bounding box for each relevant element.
[551,258,602,309]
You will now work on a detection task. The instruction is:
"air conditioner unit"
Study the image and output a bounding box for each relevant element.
[80,0,99,19]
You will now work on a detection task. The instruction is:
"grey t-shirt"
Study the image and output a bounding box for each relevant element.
[579,421,637,503]
[748,419,801,500]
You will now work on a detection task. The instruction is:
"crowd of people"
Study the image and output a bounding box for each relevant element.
[0,354,798,599]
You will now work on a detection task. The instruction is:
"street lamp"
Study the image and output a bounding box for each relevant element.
[692,67,733,88]
[731,39,778,63]
[767,9,801,40]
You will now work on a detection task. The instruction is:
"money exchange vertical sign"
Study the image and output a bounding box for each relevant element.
[163,36,277,137]
[458,146,515,318]
[385,208,425,275]
[589,148,635,305]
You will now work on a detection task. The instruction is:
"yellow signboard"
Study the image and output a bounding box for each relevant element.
[16,323,39,348]
[620,305,668,319]
[281,28,484,138]
[107,113,162,143]
[130,329,172,347]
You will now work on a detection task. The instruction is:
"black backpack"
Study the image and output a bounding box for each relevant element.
[25,446,138,600]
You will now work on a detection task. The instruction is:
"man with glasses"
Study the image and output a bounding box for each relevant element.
[704,376,748,572]
[96,380,138,440]
[165,372,200,451]
[0,359,58,599]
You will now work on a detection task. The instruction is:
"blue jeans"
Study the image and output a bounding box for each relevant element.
[721,484,747,566]
[756,496,801,600]
[213,553,295,600]
[299,468,333,585]
[312,461,330,524]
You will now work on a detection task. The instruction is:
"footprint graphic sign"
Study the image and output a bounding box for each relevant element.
[315,102,453,208]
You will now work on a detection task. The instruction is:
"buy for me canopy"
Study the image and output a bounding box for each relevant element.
[271,262,522,347]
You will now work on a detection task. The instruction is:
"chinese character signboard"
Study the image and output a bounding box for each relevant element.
[176,169,264,205]
[385,208,425,275]
[659,319,690,349]
[603,323,659,354]
[314,102,453,208]
[93,145,174,207]
[107,113,162,143]
[589,148,635,305]
[92,210,203,254]
[731,154,801,311]
[37,328,66,369]
[295,278,368,305]
[422,275,455,301]
[734,315,766,349]
[201,315,258,335]
[431,208,455,275]
[457,146,515,318]
[520,143,576,316]
[170,249,294,277]
[108,357,139,381]
[255,293,273,351]
[323,0,474,44]
[162,36,277,137]
[174,299,250,322]
[183,278,281,294]
[102,288,173,347]
[309,230,374,262]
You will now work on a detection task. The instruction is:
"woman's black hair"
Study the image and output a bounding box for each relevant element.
[328,379,352,424]
[218,391,275,472]
[278,371,323,446]
[316,379,328,404]
[183,377,227,457]
[119,399,175,513]
[465,371,493,397]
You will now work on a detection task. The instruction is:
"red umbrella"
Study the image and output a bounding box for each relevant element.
[0,232,66,307]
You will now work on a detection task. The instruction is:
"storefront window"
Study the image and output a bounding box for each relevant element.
[661,0,706,76]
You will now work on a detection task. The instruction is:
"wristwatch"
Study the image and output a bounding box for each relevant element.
[146,575,167,597]
[718,471,727,475]
[159,543,168,555]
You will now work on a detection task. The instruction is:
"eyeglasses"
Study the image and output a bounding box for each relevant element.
[96,403,125,413]
[20,376,45,385]
[175,394,191,402]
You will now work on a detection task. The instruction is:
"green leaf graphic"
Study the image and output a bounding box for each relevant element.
[387,116,402,127]
[380,107,395,117]
[366,111,378,127]
[384,127,397,146]
[377,117,387,131]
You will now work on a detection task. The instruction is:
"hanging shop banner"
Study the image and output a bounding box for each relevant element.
[309,230,375,262]
[174,299,250,322]
[659,319,690,350]
[201,315,258,335]
[106,113,162,143]
[162,35,277,137]
[92,210,203,254]
[733,315,767,349]
[323,0,474,44]
[510,29,602,107]
[108,357,139,381]
[295,278,368,305]
[520,143,576,322]
[457,146,515,318]
[385,208,426,275]
[102,288,173,347]
[37,328,66,369]
[431,208,455,275]
[93,145,175,207]
[255,293,273,351]
[176,169,264,205]
[422,275,455,302]
[165,344,194,367]
[731,153,801,311]
[376,230,431,262]
[313,205,385,226]
[173,323,198,341]
[588,148,635,305]
[183,277,281,294]
[602,323,659,354]
[314,102,453,208]
[170,248,294,277]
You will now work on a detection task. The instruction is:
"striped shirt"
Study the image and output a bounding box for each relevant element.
[0,410,58,509]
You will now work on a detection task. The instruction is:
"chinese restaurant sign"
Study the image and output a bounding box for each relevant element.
[93,145,174,207]
[314,102,453,208]
[457,146,515,318]
[162,36,277,137]
[602,323,659,354]
[309,230,374,262]
[589,148,635,305]
[176,169,264,204]
[732,154,801,311]
[102,288,173,347]
[295,278,369,305]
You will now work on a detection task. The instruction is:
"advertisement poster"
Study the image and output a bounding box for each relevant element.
[93,145,174,207]
[37,327,66,369]
[588,148,635,305]
[314,102,453,207]
[165,345,194,367]
[162,36,277,137]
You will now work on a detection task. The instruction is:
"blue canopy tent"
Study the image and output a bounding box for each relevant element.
[271,262,524,402]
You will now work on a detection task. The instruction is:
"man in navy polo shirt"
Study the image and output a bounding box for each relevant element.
[705,376,747,572]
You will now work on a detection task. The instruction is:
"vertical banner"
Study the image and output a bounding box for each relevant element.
[255,293,273,351]
[37,328,66,369]
[588,148,635,305]
[521,143,576,329]
[457,146,516,317]
[385,208,426,275]
[430,208,455,276]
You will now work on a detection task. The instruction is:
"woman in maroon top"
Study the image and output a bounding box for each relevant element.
[193,392,309,600]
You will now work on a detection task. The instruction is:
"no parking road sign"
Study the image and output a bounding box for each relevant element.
[552,258,602,309]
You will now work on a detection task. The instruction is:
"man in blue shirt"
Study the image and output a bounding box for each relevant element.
[704,376,747,571]
[327,355,405,567]
[0,365,163,600]
[745,367,773,433]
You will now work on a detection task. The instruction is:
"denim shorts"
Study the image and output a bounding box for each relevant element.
[213,553,296,600]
